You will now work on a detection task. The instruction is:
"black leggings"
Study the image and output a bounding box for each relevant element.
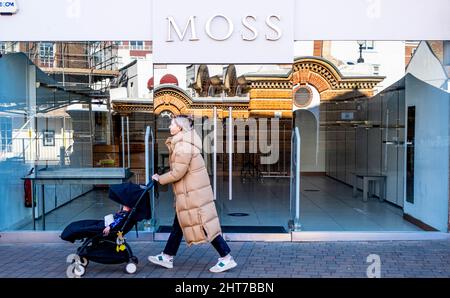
[163,215,231,258]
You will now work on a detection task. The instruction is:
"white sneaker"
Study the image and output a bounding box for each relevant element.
[148,253,173,269]
[209,255,237,273]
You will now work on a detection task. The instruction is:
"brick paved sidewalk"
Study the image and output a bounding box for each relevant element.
[1,240,450,278]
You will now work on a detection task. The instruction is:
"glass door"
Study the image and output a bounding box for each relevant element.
[214,106,292,233]
[152,63,293,235]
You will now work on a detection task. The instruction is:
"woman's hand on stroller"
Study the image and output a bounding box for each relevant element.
[152,174,160,181]
[103,226,111,236]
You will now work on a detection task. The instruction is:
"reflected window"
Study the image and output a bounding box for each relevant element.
[93,50,105,69]
[43,130,55,147]
[39,42,55,67]
[0,42,6,54]
[293,85,313,108]
[361,40,375,50]
[444,41,450,65]
[94,112,107,144]
[130,41,144,50]
[157,110,173,131]
[0,117,12,152]
[373,64,380,75]
[406,106,416,204]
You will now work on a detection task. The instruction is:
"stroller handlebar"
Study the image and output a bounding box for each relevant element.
[118,180,155,234]
[139,180,155,191]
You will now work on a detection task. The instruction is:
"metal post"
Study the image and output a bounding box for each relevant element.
[32,181,35,230]
[150,129,155,222]
[59,146,65,166]
[145,126,156,230]
[34,117,38,163]
[213,107,217,200]
[88,101,94,167]
[290,130,293,227]
[145,126,150,185]
[228,107,233,200]
[41,184,46,231]
[121,116,125,168]
[22,138,25,163]
[384,107,389,171]
[62,43,65,88]
[294,127,301,230]
[63,117,66,149]
[107,98,113,146]
[127,116,130,168]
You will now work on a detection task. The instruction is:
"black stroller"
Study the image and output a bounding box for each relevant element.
[62,181,154,277]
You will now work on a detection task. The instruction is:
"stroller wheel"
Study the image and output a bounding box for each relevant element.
[80,257,89,267]
[66,253,79,264]
[73,264,86,277]
[66,263,85,278]
[66,264,76,278]
[125,262,137,274]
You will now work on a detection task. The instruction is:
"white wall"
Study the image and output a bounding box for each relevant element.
[118,49,136,69]
[235,65,262,76]
[294,84,325,172]
[406,41,448,90]
[294,41,314,57]
[295,110,326,172]
[125,62,139,98]
[404,74,449,231]
[136,59,154,98]
[117,52,153,99]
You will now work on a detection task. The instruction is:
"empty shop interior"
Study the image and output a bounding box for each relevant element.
[13,80,449,234]
[11,92,448,233]
[293,76,448,232]
[153,84,447,233]
[2,44,448,234]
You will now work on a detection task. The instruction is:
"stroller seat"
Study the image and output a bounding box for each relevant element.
[64,181,154,277]
[61,215,137,243]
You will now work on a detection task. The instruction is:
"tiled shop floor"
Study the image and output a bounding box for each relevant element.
[22,176,420,232]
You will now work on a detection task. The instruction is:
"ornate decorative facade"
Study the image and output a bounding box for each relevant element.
[113,56,384,119]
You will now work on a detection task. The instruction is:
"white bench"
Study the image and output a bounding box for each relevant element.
[352,172,386,202]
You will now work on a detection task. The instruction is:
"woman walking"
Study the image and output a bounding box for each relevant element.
[148,115,237,273]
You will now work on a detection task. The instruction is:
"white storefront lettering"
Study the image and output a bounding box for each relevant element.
[166,16,199,42]
[166,14,283,42]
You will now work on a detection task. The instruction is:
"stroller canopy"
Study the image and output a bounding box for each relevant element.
[108,181,153,221]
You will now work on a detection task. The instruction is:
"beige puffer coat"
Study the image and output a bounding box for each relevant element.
[158,129,222,246]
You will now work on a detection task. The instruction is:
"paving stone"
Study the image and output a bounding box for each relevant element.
[1,239,450,278]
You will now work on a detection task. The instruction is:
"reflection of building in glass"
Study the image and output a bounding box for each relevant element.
[0,41,154,230]
[0,42,119,97]
[1,40,449,234]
